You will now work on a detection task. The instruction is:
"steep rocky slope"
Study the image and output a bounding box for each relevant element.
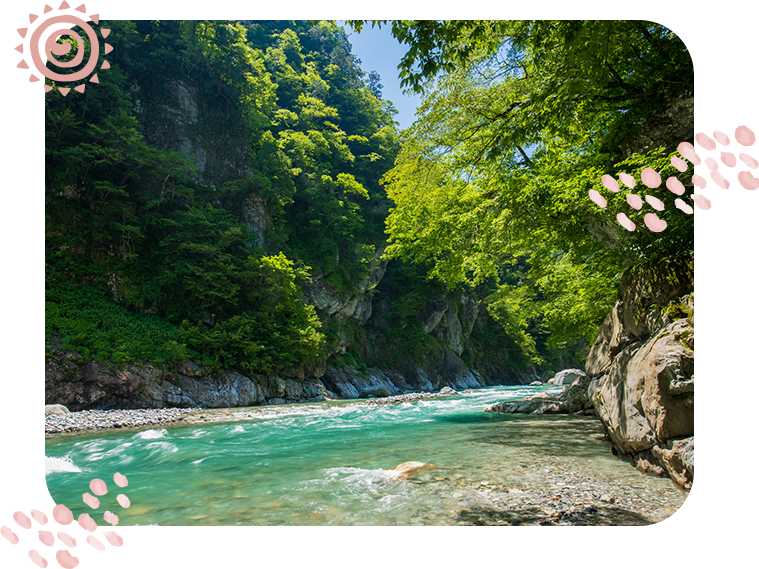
[586,256,694,488]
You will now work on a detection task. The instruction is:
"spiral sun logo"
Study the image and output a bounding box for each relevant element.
[15,2,110,96]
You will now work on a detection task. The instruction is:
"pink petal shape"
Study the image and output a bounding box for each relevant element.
[675,198,693,214]
[89,74,99,83]
[692,174,707,189]
[74,85,85,93]
[87,535,105,551]
[696,132,716,151]
[713,130,730,145]
[644,212,667,232]
[52,505,74,526]
[29,550,48,568]
[678,142,701,165]
[645,195,665,211]
[30,74,40,83]
[101,29,111,38]
[113,473,128,487]
[18,28,28,38]
[735,125,756,146]
[616,213,636,232]
[103,511,119,526]
[711,171,730,189]
[57,532,76,548]
[83,493,100,509]
[44,5,53,13]
[59,87,70,96]
[89,479,107,496]
[103,531,123,547]
[29,14,39,23]
[59,1,70,8]
[55,549,79,569]
[75,4,87,13]
[588,189,607,208]
[101,60,110,69]
[721,151,737,168]
[670,156,688,172]
[666,176,686,195]
[89,14,99,24]
[39,530,55,546]
[116,494,131,508]
[44,85,54,93]
[1,525,19,544]
[15,44,24,53]
[739,153,758,168]
[640,167,662,188]
[626,193,643,210]
[705,157,719,172]
[619,172,636,188]
[738,171,759,190]
[104,44,113,54]
[77,513,97,533]
[14,511,32,529]
[693,194,712,210]
[18,59,29,69]
[31,510,48,525]
[601,174,620,192]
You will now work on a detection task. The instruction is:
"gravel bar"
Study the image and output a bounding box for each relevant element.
[45,408,200,434]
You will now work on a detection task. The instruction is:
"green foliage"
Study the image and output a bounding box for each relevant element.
[45,20,396,374]
[46,280,189,366]
[377,20,693,362]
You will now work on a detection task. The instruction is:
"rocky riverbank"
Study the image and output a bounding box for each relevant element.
[45,407,200,434]
[422,458,687,526]
[45,388,461,433]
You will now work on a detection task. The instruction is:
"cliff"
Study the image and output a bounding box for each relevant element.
[585,256,694,488]
[44,20,571,411]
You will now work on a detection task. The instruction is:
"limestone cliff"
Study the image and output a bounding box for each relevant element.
[587,256,694,488]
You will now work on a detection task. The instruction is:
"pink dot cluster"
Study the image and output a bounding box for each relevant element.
[1,473,130,568]
[589,126,758,232]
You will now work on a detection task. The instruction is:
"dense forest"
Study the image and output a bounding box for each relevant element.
[45,20,694,385]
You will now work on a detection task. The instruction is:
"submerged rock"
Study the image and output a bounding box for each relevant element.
[392,462,434,479]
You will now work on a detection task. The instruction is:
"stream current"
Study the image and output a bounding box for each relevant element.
[45,385,687,526]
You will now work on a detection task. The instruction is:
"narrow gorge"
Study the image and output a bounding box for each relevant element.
[44,19,695,525]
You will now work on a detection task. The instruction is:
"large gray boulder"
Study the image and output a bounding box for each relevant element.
[360,385,390,398]
[547,369,586,386]
[45,404,70,416]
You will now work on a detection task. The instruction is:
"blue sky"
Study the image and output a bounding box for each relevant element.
[339,21,422,131]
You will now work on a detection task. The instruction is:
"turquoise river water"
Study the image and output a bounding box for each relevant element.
[45,385,686,525]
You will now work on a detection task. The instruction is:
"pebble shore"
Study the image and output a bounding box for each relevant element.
[45,408,200,434]
[430,465,686,526]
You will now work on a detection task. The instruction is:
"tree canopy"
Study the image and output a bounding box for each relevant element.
[349,20,694,357]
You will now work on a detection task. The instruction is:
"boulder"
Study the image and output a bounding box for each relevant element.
[529,381,542,386]
[360,385,390,398]
[484,374,592,415]
[590,319,693,455]
[45,404,70,416]
[392,462,434,479]
[439,386,456,395]
[547,368,586,386]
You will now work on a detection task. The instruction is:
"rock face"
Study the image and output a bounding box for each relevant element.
[586,257,694,488]
[45,353,328,411]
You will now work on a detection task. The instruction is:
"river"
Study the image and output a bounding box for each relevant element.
[45,385,687,526]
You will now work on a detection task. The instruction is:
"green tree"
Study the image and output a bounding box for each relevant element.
[362,20,694,354]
